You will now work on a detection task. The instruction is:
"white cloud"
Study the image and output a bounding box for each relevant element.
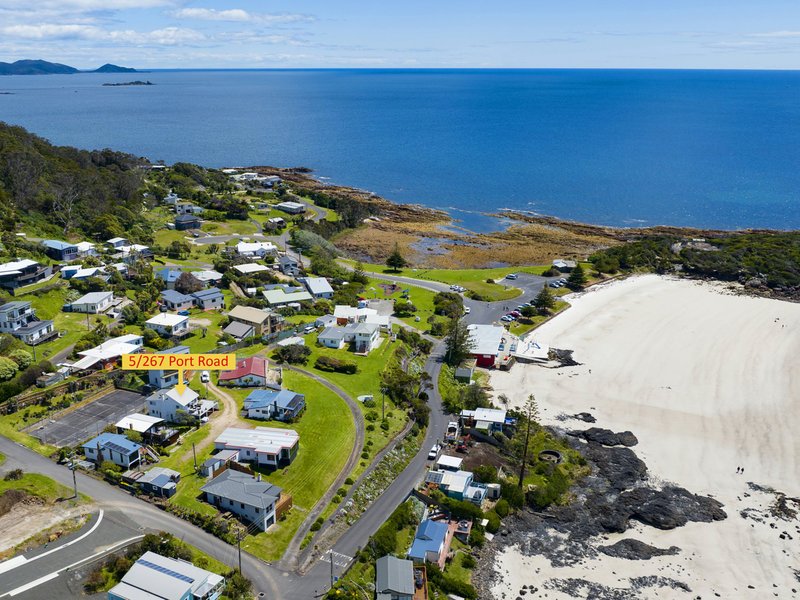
[0,0,172,10]
[173,7,313,24]
[0,22,204,45]
[749,30,800,38]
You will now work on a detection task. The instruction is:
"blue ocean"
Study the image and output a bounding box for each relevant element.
[1,69,798,231]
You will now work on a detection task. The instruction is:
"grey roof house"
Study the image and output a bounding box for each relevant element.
[201,468,284,531]
[376,555,415,600]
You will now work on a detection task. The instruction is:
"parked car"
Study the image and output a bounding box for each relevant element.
[200,371,210,383]
[549,282,560,288]
[303,325,315,334]
[505,273,518,280]
[501,315,514,322]
[510,310,521,317]
[463,306,471,314]
[177,310,190,316]
[428,444,440,460]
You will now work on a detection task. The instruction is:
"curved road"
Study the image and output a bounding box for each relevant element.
[278,365,365,572]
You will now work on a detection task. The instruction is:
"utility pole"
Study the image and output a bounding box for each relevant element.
[192,443,197,470]
[69,455,78,499]
[237,530,242,573]
[380,387,386,421]
[329,551,334,588]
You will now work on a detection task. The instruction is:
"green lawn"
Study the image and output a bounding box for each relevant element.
[506,300,569,337]
[362,277,445,332]
[201,220,258,236]
[0,405,59,456]
[166,370,357,563]
[0,472,79,502]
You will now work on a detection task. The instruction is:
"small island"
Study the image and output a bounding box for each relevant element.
[102,80,154,87]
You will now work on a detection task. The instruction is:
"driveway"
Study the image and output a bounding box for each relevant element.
[29,390,147,448]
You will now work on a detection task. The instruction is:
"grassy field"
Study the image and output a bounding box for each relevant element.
[0,472,78,502]
[164,369,356,562]
[0,405,58,456]
[362,277,446,332]
[200,220,258,236]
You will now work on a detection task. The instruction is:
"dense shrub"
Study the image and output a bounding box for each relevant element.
[314,355,357,374]
[274,344,312,365]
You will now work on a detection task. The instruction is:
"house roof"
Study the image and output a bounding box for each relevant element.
[146,313,188,327]
[42,239,77,251]
[275,201,305,211]
[78,334,143,361]
[191,287,223,301]
[461,407,507,424]
[333,305,377,320]
[156,268,182,283]
[215,426,299,455]
[301,277,334,296]
[278,255,298,266]
[0,259,39,276]
[376,555,414,597]
[436,455,464,470]
[202,449,239,468]
[244,389,304,411]
[75,241,95,252]
[408,520,448,561]
[346,322,379,335]
[115,413,164,433]
[223,321,254,339]
[138,467,180,488]
[175,214,200,223]
[236,241,276,254]
[218,356,267,381]
[82,432,141,454]
[158,345,190,356]
[426,469,473,493]
[200,468,282,510]
[191,270,223,282]
[71,267,106,279]
[466,324,507,356]
[73,291,113,305]
[228,305,271,324]
[315,314,336,327]
[147,387,199,408]
[0,301,30,313]
[161,289,194,304]
[233,263,271,275]
[110,551,222,600]
[107,237,127,244]
[262,289,313,305]
[318,326,347,342]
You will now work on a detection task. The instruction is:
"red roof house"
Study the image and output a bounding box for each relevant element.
[218,357,279,388]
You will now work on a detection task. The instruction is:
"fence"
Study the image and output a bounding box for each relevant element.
[1,371,111,415]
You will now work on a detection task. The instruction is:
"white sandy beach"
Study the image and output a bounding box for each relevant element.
[488,275,800,599]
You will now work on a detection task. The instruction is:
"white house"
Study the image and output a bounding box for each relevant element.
[333,305,377,325]
[106,237,128,249]
[147,387,217,423]
[70,291,114,314]
[108,551,225,600]
[145,313,189,337]
[300,277,334,299]
[262,288,313,307]
[317,322,380,353]
[214,426,299,468]
[0,301,55,345]
[236,241,276,258]
[72,334,143,371]
[233,263,271,276]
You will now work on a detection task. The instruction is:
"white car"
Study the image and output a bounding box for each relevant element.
[200,371,210,383]
[463,306,471,314]
[505,273,518,280]
[428,444,440,460]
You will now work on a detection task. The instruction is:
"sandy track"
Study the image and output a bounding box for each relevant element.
[488,275,800,599]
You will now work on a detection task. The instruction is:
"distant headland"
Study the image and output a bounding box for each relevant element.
[0,60,137,76]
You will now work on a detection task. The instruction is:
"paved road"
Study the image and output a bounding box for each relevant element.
[0,509,143,599]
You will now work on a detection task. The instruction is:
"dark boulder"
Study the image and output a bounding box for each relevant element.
[599,538,680,560]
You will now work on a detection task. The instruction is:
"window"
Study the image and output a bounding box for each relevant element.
[255,507,260,513]
[240,502,245,509]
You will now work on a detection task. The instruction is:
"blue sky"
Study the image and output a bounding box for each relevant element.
[0,0,798,69]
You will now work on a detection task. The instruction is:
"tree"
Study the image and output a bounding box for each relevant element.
[0,357,19,381]
[444,317,474,367]
[566,264,587,290]
[533,286,556,314]
[121,304,142,325]
[8,349,32,369]
[393,299,417,317]
[515,394,540,489]
[51,173,82,234]
[274,344,311,365]
[385,244,408,272]
[351,261,369,285]
[174,272,202,295]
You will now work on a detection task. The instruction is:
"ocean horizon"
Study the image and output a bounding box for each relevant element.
[1,68,798,232]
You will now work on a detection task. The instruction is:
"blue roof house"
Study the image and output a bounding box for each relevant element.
[82,432,142,469]
[156,267,182,289]
[161,289,195,311]
[191,287,225,310]
[42,240,78,261]
[243,389,305,422]
[408,519,449,565]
